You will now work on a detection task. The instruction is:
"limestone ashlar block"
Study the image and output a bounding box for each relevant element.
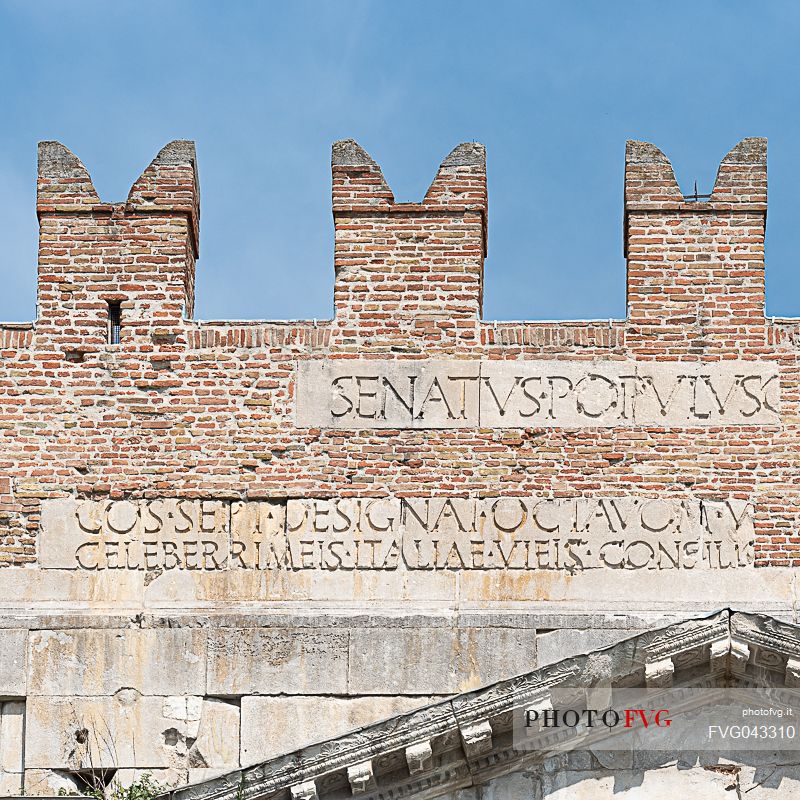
[28,629,207,696]
[0,629,26,694]
[206,628,349,695]
[0,561,789,610]
[240,695,441,763]
[25,694,239,769]
[296,360,481,429]
[22,769,83,796]
[457,568,794,609]
[0,567,145,607]
[0,700,24,787]
[537,628,648,668]
[190,698,240,768]
[296,359,779,429]
[112,769,189,794]
[540,764,740,798]
[0,774,23,797]
[34,494,757,586]
[347,627,537,695]
[40,498,229,571]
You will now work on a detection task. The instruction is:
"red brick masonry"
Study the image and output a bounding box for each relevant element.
[2,136,797,567]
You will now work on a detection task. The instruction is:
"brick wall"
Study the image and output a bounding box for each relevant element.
[0,135,797,567]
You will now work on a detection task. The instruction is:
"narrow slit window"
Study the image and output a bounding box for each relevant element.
[107,302,121,345]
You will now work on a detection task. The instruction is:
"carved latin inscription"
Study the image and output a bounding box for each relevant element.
[40,496,754,572]
[40,499,231,571]
[295,360,780,428]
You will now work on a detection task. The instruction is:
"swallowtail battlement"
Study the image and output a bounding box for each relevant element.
[1,136,799,794]
[22,136,776,346]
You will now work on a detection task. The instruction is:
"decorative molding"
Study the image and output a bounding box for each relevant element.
[524,691,554,731]
[645,657,674,688]
[290,782,317,800]
[405,741,433,775]
[644,612,730,662]
[732,612,800,659]
[166,610,800,800]
[785,657,800,688]
[346,761,376,795]
[460,720,493,759]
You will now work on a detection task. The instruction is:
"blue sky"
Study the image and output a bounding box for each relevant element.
[1,0,799,322]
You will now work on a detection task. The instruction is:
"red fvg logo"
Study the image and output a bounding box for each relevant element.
[623,709,672,729]
[525,708,672,730]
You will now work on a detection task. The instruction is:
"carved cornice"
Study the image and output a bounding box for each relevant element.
[732,612,800,659]
[165,609,800,800]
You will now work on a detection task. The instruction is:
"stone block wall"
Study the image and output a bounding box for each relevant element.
[433,758,800,799]
[4,614,545,793]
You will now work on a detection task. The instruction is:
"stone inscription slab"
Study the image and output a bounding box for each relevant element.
[295,360,780,428]
[40,496,754,572]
